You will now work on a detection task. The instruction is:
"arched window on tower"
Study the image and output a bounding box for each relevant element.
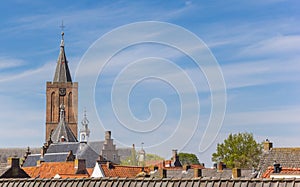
[51,92,55,122]
[68,92,72,122]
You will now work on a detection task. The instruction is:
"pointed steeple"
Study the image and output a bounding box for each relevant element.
[51,104,77,143]
[79,109,90,142]
[53,32,72,83]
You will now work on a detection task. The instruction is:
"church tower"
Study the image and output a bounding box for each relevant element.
[45,32,78,141]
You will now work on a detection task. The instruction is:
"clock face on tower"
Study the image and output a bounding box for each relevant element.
[59,88,66,96]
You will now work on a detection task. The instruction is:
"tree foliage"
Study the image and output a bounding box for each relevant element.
[212,132,262,169]
[146,153,164,161]
[178,152,200,165]
[120,153,164,166]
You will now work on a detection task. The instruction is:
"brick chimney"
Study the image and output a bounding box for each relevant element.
[183,164,191,171]
[172,149,182,167]
[217,162,226,171]
[194,168,202,178]
[263,139,273,151]
[232,168,241,178]
[159,168,167,178]
[75,159,87,174]
[7,157,20,168]
[106,161,114,169]
[105,131,111,140]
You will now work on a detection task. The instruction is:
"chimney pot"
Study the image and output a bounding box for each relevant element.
[264,139,273,151]
[232,168,241,178]
[75,159,87,174]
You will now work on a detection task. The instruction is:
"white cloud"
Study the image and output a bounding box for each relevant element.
[239,35,300,57]
[224,107,300,126]
[0,57,23,70]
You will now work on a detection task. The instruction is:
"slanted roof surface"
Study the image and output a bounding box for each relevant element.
[23,161,89,178]
[23,142,100,168]
[258,147,300,177]
[100,164,149,178]
[1,178,300,186]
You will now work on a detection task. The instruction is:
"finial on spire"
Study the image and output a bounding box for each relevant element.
[60,20,65,32]
[84,107,87,118]
[81,108,89,126]
[60,21,65,47]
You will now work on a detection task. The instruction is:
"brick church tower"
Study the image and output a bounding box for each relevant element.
[45,32,78,141]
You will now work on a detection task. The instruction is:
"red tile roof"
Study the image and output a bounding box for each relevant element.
[262,166,300,178]
[100,164,149,178]
[23,161,89,178]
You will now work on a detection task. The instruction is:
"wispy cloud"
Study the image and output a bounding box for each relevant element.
[0,57,23,70]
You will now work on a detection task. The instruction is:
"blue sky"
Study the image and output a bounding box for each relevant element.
[0,1,299,166]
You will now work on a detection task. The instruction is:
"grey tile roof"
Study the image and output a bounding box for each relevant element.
[22,154,40,167]
[44,153,70,162]
[23,142,100,168]
[1,178,300,187]
[201,168,255,178]
[0,163,8,176]
[47,142,80,154]
[258,148,300,177]
[87,141,104,154]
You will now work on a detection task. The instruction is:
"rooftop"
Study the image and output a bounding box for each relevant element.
[1,177,300,187]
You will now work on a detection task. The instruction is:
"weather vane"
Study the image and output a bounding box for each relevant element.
[60,20,65,32]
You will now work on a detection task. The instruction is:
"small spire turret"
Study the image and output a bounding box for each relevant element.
[80,108,90,142]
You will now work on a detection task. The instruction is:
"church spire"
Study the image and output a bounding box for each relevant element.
[53,32,72,83]
[79,108,90,142]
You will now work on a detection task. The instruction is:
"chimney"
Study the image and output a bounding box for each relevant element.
[40,145,47,158]
[232,168,241,178]
[7,157,20,168]
[264,139,273,151]
[194,168,202,178]
[172,149,178,163]
[172,149,182,167]
[105,131,111,140]
[159,169,167,178]
[75,159,87,174]
[217,162,226,171]
[273,161,281,173]
[106,161,113,169]
[183,164,191,171]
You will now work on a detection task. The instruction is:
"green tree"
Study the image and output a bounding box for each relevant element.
[212,132,262,169]
[178,152,200,165]
[146,153,164,161]
[121,153,164,166]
